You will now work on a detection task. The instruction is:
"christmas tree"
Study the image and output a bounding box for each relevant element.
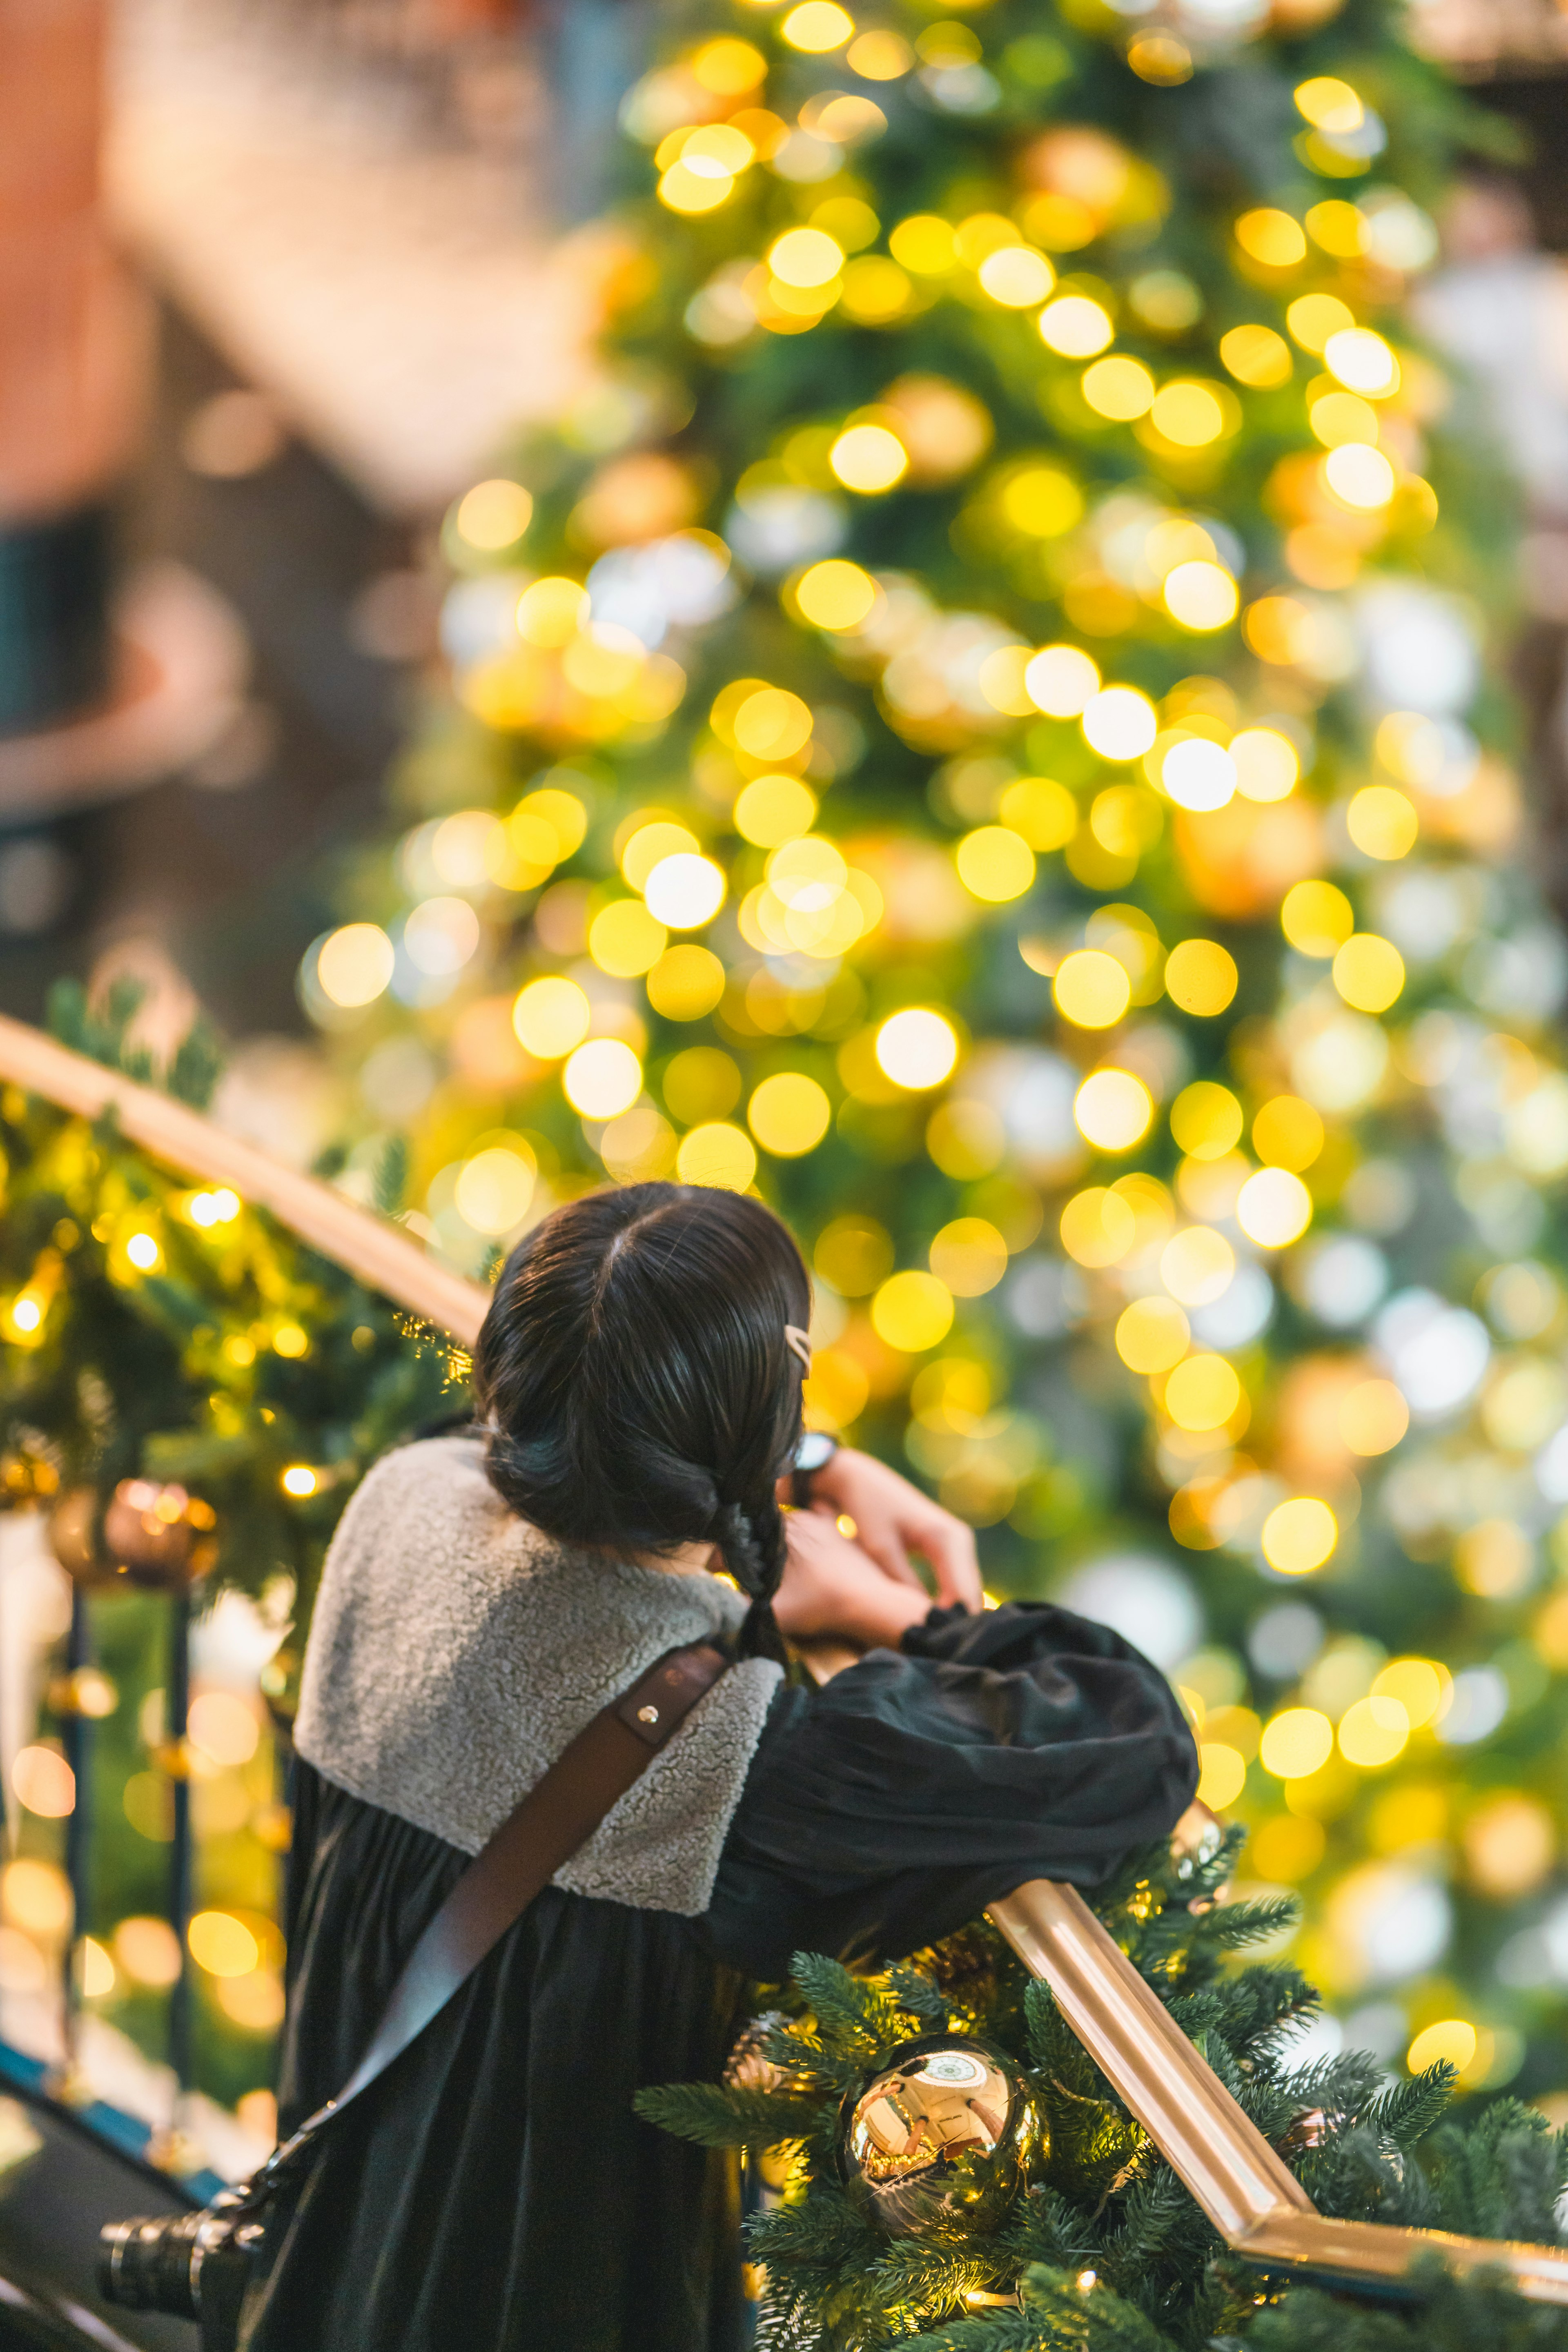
[298,0,1568,2120]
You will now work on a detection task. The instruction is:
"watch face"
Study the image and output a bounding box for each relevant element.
[797,1433,836,1470]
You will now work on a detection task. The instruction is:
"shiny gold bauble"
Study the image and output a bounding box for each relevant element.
[838,2035,1043,2238]
[51,1479,217,1590]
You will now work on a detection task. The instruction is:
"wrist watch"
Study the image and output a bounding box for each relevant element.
[791,1429,839,1511]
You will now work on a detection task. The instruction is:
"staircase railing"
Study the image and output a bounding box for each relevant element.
[2,1011,1566,2305]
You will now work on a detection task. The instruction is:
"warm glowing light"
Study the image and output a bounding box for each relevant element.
[1001,776,1077,850]
[1332,932,1405,1012]
[875,1009,959,1090]
[1341,1377,1409,1455]
[1163,939,1238,1016]
[513,976,591,1058]
[929,1218,1009,1298]
[454,1146,537,1236]
[1074,1069,1154,1152]
[1325,442,1396,510]
[889,214,957,274]
[1002,468,1082,537]
[1338,1694,1409,1767]
[1163,561,1238,630]
[768,228,844,288]
[1294,75,1365,132]
[1161,1224,1236,1307]
[9,1298,40,1333]
[1164,1353,1242,1432]
[1286,293,1355,353]
[1235,1167,1313,1248]
[978,246,1054,307]
[1261,1495,1337,1574]
[748,1073,832,1156]
[1324,326,1399,396]
[871,1270,955,1353]
[847,27,912,74]
[956,826,1035,903]
[1038,296,1114,358]
[1060,1187,1138,1268]
[1160,738,1236,812]
[1252,1095,1323,1171]
[1231,727,1298,803]
[125,1233,160,1272]
[647,946,726,1021]
[1197,1744,1247,1808]
[281,1465,318,1498]
[11,1747,74,1820]
[1116,1296,1191,1374]
[1347,786,1418,860]
[1234,209,1307,269]
[733,686,814,761]
[1149,381,1228,447]
[189,1188,241,1227]
[734,774,817,845]
[189,1693,261,1769]
[1373,1657,1447,1727]
[188,1911,260,1979]
[1407,2020,1475,2078]
[1054,950,1131,1029]
[676,1123,758,1190]
[794,560,878,631]
[1081,356,1156,420]
[644,853,726,928]
[830,424,908,493]
[1025,644,1100,717]
[660,161,734,214]
[782,0,855,49]
[564,1039,643,1119]
[1281,879,1353,956]
[589,899,668,977]
[1082,686,1157,761]
[1219,324,1293,386]
[516,575,589,646]
[454,479,533,550]
[1259,1708,1333,1779]
[1170,1082,1243,1163]
[316,923,395,1009]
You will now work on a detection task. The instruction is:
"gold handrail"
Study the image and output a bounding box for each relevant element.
[2,1016,1564,2306]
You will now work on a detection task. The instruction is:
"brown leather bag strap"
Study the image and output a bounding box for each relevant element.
[261,1640,728,2181]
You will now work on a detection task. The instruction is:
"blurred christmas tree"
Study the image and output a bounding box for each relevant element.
[301,0,1568,2123]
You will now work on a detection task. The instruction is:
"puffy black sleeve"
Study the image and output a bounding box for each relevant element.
[704,1600,1198,1979]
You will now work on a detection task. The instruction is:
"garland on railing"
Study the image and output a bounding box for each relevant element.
[641,1828,1568,2349]
[0,985,460,1634]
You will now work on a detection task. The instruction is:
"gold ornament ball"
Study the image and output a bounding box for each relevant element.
[838,2036,1042,2237]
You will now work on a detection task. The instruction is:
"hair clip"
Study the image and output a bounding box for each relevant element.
[784,1324,813,1373]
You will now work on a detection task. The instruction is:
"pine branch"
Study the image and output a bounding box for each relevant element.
[373,1133,409,1215]
[1364,2065,1455,2152]
[632,2080,818,2148]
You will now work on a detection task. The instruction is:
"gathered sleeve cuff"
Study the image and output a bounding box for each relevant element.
[703,1599,1198,1978]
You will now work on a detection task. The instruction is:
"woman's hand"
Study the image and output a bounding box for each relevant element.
[774,1508,933,1650]
[798,1447,983,1613]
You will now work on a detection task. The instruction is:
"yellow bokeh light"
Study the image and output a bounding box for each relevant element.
[188,1911,260,1979]
[733,686,814,761]
[1236,1167,1313,1248]
[929,1218,1009,1297]
[1341,1377,1410,1457]
[1074,1068,1154,1152]
[1060,1186,1138,1268]
[735,774,817,845]
[1054,949,1131,1030]
[782,0,854,46]
[1261,1495,1337,1574]
[846,27,912,75]
[516,786,588,862]
[748,1072,831,1156]
[1171,1081,1243,1161]
[1407,2020,1475,2078]
[1219,324,1293,387]
[1002,467,1083,537]
[1332,932,1405,1012]
[1252,1094,1323,1172]
[516,575,589,646]
[794,559,878,632]
[956,825,1036,903]
[1026,644,1101,717]
[1038,296,1114,358]
[769,228,845,288]
[1160,737,1236,812]
[1230,727,1298,803]
[1281,879,1354,956]
[675,1121,757,1190]
[512,976,590,1059]
[1197,1743,1247,1809]
[1294,74,1364,131]
[644,852,726,929]
[815,1214,894,1295]
[681,123,756,177]
[692,36,766,92]
[1116,1296,1191,1374]
[1372,1657,1448,1727]
[1163,561,1238,630]
[1338,1694,1409,1767]
[1160,1224,1235,1306]
[1325,442,1397,510]
[889,214,957,274]
[660,161,735,215]
[1324,325,1399,397]
[1165,1352,1242,1431]
[978,245,1054,307]
[1081,356,1155,420]
[1163,938,1238,1017]
[1347,786,1418,861]
[1310,388,1380,448]
[1286,292,1356,354]
[646,945,726,1021]
[563,1039,643,1119]
[871,1270,955,1353]
[280,1464,317,1498]
[622,820,701,889]
[1259,1708,1334,1779]
[1234,209,1307,269]
[454,1146,537,1236]
[1000,776,1078,850]
[125,1232,160,1272]
[12,1746,74,1819]
[316,923,395,1009]
[875,1008,959,1090]
[1149,381,1228,448]
[1082,686,1157,762]
[830,424,908,493]
[454,479,532,550]
[589,899,668,977]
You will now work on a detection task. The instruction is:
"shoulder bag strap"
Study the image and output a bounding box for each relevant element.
[256,1639,729,2186]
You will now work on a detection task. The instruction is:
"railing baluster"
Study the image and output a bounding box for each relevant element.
[59,1586,92,2092]
[167,1586,193,2113]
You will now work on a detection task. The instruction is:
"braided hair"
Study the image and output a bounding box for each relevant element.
[471,1183,811,1664]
